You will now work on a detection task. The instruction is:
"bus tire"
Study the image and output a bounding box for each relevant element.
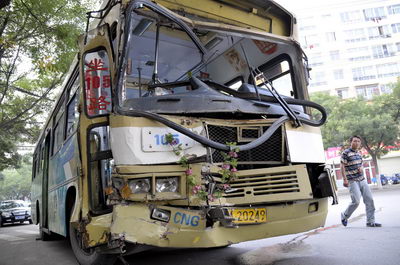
[68,207,117,265]
[69,222,117,265]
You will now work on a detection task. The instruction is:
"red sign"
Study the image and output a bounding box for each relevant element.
[253,40,278,55]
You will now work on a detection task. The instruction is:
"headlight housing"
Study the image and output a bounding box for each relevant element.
[156,177,179,193]
[128,178,151,193]
[2,212,11,218]
[112,177,125,190]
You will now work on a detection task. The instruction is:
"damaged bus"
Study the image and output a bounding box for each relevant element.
[31,0,337,264]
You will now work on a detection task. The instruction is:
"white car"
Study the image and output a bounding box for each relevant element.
[0,200,32,227]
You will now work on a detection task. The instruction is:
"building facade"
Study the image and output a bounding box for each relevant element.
[294,0,400,99]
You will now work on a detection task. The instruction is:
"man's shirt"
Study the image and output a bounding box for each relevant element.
[341,148,363,180]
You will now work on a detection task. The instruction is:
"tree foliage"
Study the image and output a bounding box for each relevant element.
[311,83,400,177]
[0,0,93,171]
[0,154,32,200]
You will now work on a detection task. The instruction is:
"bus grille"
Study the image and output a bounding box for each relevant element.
[206,124,284,164]
[216,170,299,198]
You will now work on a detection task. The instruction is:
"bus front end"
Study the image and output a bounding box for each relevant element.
[78,0,337,258]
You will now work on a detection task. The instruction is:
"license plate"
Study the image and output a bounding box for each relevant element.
[229,208,267,224]
[14,216,24,220]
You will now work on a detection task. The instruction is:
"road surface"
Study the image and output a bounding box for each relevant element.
[1,185,399,265]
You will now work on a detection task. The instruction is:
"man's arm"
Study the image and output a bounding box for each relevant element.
[341,163,349,187]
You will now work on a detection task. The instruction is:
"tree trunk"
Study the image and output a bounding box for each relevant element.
[371,154,382,189]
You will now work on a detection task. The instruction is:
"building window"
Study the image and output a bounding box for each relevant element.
[367,25,391,39]
[371,44,395,58]
[300,25,316,31]
[330,50,340,61]
[336,88,349,99]
[356,84,380,99]
[302,34,320,49]
[325,32,336,42]
[347,46,370,61]
[309,71,327,87]
[363,7,386,21]
[380,84,393,94]
[376,63,400,78]
[309,53,324,67]
[388,4,400,15]
[396,42,400,52]
[344,28,366,43]
[352,66,376,81]
[392,23,400,33]
[340,10,362,23]
[333,69,344,80]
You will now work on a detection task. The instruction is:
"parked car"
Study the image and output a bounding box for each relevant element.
[0,200,32,227]
[391,174,400,185]
[380,175,389,186]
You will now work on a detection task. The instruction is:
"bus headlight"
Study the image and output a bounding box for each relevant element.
[128,178,151,193]
[156,177,179,193]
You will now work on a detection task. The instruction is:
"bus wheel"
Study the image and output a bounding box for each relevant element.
[69,222,117,265]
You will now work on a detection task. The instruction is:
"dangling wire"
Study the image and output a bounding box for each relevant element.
[84,0,121,44]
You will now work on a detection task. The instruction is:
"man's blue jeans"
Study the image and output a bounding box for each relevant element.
[343,179,375,223]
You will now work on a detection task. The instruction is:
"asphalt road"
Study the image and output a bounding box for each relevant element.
[1,185,399,265]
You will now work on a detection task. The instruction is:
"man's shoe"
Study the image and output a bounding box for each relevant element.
[341,212,347,227]
[366,222,382,227]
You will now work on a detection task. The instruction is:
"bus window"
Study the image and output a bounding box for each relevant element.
[259,60,295,98]
[32,154,37,180]
[225,76,244,90]
[88,125,112,212]
[52,97,65,155]
[68,75,80,102]
[84,49,112,117]
[66,88,80,139]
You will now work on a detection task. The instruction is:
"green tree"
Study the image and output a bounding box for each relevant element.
[311,86,400,188]
[0,154,32,200]
[0,0,92,171]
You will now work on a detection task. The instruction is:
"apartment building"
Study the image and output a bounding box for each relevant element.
[292,0,400,99]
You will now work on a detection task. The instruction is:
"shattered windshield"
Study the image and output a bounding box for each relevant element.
[119,6,300,111]
[120,9,203,100]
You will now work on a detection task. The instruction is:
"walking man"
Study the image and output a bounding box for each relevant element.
[340,135,381,227]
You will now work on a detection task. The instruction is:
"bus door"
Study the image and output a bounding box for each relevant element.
[78,23,115,216]
[41,130,51,231]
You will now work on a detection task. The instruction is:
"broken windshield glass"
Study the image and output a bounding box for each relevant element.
[120,9,203,101]
[118,6,303,115]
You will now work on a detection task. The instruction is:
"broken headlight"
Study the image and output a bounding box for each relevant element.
[128,178,151,193]
[112,177,125,190]
[156,177,179,193]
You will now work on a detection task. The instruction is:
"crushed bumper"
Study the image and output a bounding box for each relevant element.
[109,198,328,248]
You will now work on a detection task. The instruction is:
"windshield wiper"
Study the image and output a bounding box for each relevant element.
[238,43,301,127]
[253,68,301,127]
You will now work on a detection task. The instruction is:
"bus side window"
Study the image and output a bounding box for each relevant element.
[66,77,80,139]
[52,97,66,155]
[83,49,112,117]
[88,125,112,212]
[32,154,38,180]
